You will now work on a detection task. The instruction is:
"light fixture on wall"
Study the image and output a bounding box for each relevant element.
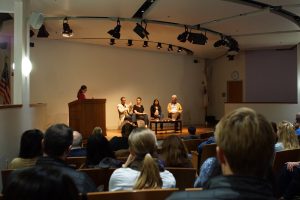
[168,44,173,51]
[177,47,183,52]
[62,17,73,37]
[37,24,49,38]
[107,18,121,39]
[133,20,149,40]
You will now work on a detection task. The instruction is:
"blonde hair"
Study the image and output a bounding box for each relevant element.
[92,127,102,135]
[277,121,300,150]
[161,135,190,167]
[215,107,275,177]
[128,128,162,189]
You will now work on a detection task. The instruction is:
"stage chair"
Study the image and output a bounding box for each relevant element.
[65,156,86,169]
[273,148,300,174]
[79,168,116,191]
[1,169,14,189]
[183,138,207,153]
[166,167,197,190]
[85,188,179,200]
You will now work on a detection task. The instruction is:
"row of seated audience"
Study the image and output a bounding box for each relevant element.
[3,107,300,199]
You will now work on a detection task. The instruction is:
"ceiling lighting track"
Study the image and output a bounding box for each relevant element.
[132,0,157,18]
[223,0,300,27]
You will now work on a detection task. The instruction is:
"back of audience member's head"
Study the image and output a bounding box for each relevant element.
[121,122,135,138]
[128,128,162,189]
[277,120,300,150]
[188,126,196,135]
[92,127,103,135]
[294,122,300,130]
[19,129,44,159]
[86,133,115,166]
[72,131,82,147]
[215,107,275,177]
[161,135,189,167]
[44,124,73,158]
[3,166,79,200]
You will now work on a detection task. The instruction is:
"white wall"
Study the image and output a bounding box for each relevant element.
[206,52,245,120]
[0,104,46,190]
[30,40,206,129]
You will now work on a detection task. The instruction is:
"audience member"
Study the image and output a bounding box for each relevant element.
[194,157,221,188]
[294,122,300,136]
[150,98,162,119]
[3,166,79,200]
[86,133,121,168]
[160,135,193,168]
[117,96,133,128]
[92,126,103,135]
[182,126,199,140]
[167,107,276,200]
[110,122,135,151]
[35,124,97,193]
[275,120,299,151]
[68,131,86,157]
[109,128,175,191]
[8,129,44,169]
[133,97,149,126]
[77,85,87,100]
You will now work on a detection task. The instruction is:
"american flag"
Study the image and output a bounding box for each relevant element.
[0,59,11,104]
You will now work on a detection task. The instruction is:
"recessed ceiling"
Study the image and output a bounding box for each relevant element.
[27,0,300,59]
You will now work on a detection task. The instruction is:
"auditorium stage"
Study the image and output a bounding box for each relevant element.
[105,126,214,140]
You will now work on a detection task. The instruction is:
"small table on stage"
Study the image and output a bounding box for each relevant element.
[149,119,182,134]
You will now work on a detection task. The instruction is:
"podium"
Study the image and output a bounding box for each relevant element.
[68,99,106,139]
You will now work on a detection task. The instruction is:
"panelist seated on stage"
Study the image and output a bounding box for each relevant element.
[133,97,149,126]
[117,97,133,128]
[150,98,163,119]
[167,94,183,120]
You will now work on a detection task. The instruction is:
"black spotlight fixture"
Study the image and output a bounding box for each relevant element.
[187,32,207,45]
[110,38,115,45]
[157,42,162,49]
[143,41,148,47]
[62,17,73,37]
[214,35,228,47]
[107,18,121,39]
[133,20,149,40]
[127,39,133,46]
[177,47,183,52]
[168,44,173,51]
[37,24,49,38]
[177,25,189,42]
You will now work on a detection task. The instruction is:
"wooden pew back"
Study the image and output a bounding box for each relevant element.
[166,167,196,190]
[66,156,86,169]
[183,139,207,153]
[273,148,300,174]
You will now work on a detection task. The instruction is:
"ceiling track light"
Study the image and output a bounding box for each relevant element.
[107,18,121,39]
[177,47,183,52]
[187,31,208,45]
[62,17,73,37]
[127,39,133,46]
[157,42,162,49]
[30,29,35,38]
[168,44,173,51]
[37,24,49,38]
[110,38,115,45]
[133,20,149,40]
[143,41,148,47]
[177,25,189,42]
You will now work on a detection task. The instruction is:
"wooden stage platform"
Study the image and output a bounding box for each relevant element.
[105,126,214,141]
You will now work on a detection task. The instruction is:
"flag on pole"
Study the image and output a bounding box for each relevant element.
[0,58,11,104]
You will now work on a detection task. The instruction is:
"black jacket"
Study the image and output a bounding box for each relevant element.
[36,156,97,193]
[167,175,276,200]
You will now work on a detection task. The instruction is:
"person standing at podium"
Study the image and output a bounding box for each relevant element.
[77,85,87,100]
